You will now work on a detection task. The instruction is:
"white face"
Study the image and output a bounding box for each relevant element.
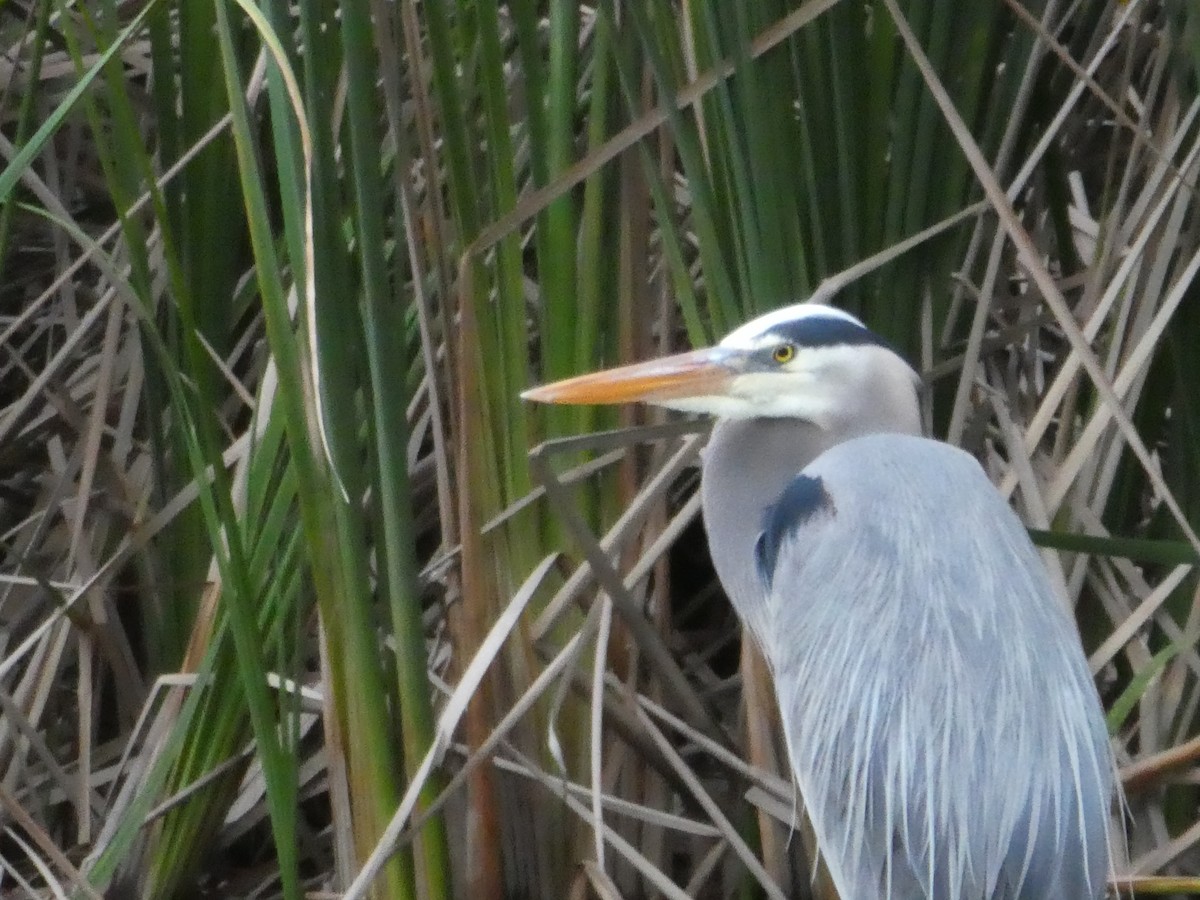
[656,304,918,428]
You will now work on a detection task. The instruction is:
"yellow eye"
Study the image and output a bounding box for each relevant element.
[772,343,796,364]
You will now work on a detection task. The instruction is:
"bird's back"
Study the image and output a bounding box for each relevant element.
[756,433,1113,900]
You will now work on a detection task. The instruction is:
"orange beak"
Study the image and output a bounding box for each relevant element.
[521,348,736,405]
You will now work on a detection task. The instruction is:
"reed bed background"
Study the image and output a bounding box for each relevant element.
[1,0,1199,897]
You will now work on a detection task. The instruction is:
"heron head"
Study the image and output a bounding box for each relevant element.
[523,303,921,431]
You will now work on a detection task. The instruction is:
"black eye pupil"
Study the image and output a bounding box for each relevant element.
[774,344,794,362]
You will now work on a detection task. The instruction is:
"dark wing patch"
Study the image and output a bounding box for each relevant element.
[755,474,835,588]
[769,314,893,352]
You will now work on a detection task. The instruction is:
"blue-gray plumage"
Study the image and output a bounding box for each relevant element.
[522,302,1115,900]
[759,434,1111,898]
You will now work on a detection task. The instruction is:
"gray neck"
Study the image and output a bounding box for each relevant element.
[701,418,835,631]
[701,402,922,634]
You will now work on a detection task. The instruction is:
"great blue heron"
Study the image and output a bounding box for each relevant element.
[523,303,1114,899]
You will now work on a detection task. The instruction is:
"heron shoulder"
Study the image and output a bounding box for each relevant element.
[753,432,1045,612]
[750,434,984,592]
[803,432,991,502]
[755,474,835,588]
